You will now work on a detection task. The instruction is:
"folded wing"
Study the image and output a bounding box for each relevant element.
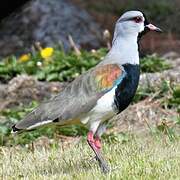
[13,63,125,132]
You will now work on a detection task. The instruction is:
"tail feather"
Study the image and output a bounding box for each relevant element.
[10,103,55,134]
[10,95,67,134]
[11,119,53,134]
[11,124,23,134]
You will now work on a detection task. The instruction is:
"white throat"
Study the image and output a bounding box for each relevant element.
[104,34,139,65]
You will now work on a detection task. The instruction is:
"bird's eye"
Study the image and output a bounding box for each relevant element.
[132,16,143,23]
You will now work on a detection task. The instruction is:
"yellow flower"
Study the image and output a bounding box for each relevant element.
[18,54,30,62]
[40,47,54,59]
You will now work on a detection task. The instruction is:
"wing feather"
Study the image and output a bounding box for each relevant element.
[14,63,125,130]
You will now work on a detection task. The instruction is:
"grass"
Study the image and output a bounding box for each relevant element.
[0,47,178,178]
[140,55,171,73]
[133,81,180,111]
[0,133,179,179]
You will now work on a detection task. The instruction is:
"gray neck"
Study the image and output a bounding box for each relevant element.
[103,34,139,65]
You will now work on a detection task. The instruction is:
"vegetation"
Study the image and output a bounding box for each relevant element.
[0,134,179,179]
[140,55,171,73]
[0,47,178,147]
[134,81,180,111]
[0,47,178,178]
[0,80,179,146]
[0,47,176,145]
[0,1,179,178]
[0,47,170,83]
[0,48,106,83]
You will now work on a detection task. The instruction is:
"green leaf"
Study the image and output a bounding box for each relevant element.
[46,73,59,81]
[35,71,46,80]
[0,125,9,135]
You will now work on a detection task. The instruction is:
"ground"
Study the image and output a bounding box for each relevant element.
[0,133,179,179]
[0,49,179,179]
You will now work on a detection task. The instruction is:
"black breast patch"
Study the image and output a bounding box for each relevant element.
[114,64,140,113]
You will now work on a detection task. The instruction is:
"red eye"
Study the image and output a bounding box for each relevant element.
[133,16,143,23]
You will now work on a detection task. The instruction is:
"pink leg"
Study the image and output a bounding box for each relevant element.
[87,131,94,144]
[87,131,101,151]
[87,131,110,173]
[94,136,101,150]
[87,131,99,152]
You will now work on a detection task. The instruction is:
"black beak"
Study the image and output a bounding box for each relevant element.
[145,23,163,32]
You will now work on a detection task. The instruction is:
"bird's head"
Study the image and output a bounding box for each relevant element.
[113,11,162,42]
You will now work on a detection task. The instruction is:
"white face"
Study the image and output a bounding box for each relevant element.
[114,11,145,37]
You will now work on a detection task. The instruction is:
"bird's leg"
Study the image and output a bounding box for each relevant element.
[94,136,101,150]
[87,131,110,173]
[87,131,101,151]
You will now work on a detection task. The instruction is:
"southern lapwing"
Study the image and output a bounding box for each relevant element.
[12,11,162,173]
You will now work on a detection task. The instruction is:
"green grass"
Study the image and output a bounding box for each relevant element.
[140,55,171,73]
[0,133,179,179]
[133,81,180,111]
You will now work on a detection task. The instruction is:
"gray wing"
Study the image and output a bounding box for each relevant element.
[14,63,124,131]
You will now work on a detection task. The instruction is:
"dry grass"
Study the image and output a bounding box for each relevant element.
[0,134,179,180]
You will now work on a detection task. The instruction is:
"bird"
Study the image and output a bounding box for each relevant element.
[11,10,162,173]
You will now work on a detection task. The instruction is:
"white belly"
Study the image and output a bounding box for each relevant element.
[94,86,116,113]
[80,87,117,131]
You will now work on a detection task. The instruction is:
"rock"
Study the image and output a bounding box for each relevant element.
[0,0,102,57]
[0,75,67,110]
